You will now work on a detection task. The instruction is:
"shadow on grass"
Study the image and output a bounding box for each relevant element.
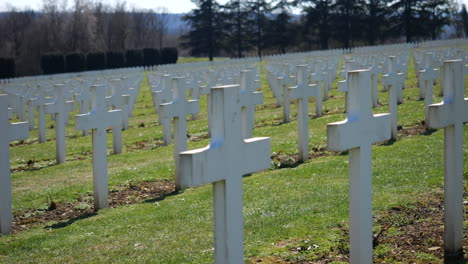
[143,190,179,204]
[46,211,98,230]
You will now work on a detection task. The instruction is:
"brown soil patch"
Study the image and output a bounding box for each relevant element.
[126,139,165,152]
[250,189,468,263]
[13,180,176,233]
[398,122,436,137]
[271,148,339,169]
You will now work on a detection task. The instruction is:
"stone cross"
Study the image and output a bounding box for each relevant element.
[418,53,438,100]
[288,65,320,161]
[310,69,327,101]
[27,98,35,130]
[33,94,52,143]
[152,74,172,146]
[160,77,199,190]
[327,69,390,264]
[75,85,91,136]
[0,94,29,235]
[382,56,400,140]
[107,79,130,130]
[280,66,293,123]
[427,59,467,263]
[240,70,263,139]
[75,85,122,210]
[369,63,380,108]
[419,54,439,126]
[45,84,75,164]
[179,84,270,264]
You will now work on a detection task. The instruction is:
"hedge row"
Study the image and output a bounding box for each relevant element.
[40,47,178,75]
[0,58,15,79]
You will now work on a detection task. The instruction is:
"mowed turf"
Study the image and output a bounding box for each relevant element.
[0,54,467,263]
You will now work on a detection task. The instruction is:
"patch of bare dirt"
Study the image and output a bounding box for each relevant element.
[13,180,176,233]
[125,140,165,151]
[250,189,468,263]
[398,121,437,137]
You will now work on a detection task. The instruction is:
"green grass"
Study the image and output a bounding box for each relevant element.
[0,54,467,263]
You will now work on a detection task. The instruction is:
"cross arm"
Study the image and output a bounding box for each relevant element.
[428,102,450,128]
[327,113,390,151]
[8,122,29,141]
[239,137,271,176]
[338,80,347,92]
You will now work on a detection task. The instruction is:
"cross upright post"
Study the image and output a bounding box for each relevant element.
[382,56,400,140]
[45,84,75,164]
[427,59,467,263]
[281,65,292,123]
[34,94,52,143]
[75,85,91,136]
[179,85,270,264]
[0,94,29,235]
[75,85,122,210]
[240,70,263,139]
[327,69,390,264]
[288,65,320,161]
[160,77,200,190]
[419,54,440,127]
[152,74,172,146]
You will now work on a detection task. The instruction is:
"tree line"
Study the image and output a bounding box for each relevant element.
[182,0,468,60]
[0,0,177,77]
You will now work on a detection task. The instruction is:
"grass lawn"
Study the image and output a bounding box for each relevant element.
[0,54,467,263]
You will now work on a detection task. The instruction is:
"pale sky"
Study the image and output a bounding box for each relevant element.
[1,0,468,13]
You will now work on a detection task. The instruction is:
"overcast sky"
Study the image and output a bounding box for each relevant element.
[1,0,468,13]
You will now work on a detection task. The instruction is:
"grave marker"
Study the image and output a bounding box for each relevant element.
[0,94,29,235]
[152,75,172,146]
[288,65,320,161]
[179,85,270,264]
[382,56,400,140]
[160,77,199,190]
[240,70,263,139]
[45,84,75,164]
[427,59,467,263]
[75,85,122,209]
[327,69,390,264]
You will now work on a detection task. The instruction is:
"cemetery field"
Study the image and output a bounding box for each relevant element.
[0,57,467,263]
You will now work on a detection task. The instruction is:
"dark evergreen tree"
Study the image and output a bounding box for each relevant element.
[267,0,294,54]
[302,0,334,50]
[224,0,253,58]
[181,0,226,61]
[332,0,365,48]
[247,0,270,57]
[366,0,391,45]
[420,0,451,40]
[461,4,468,37]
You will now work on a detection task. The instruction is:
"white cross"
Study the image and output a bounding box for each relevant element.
[32,93,52,143]
[310,69,327,101]
[288,65,321,161]
[382,56,400,140]
[280,65,293,123]
[75,85,122,210]
[369,64,380,108]
[152,74,173,146]
[0,94,29,235]
[179,84,270,264]
[45,84,75,164]
[160,77,199,190]
[419,54,439,126]
[75,85,91,136]
[107,79,130,130]
[240,70,263,139]
[327,69,390,264]
[427,59,467,262]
